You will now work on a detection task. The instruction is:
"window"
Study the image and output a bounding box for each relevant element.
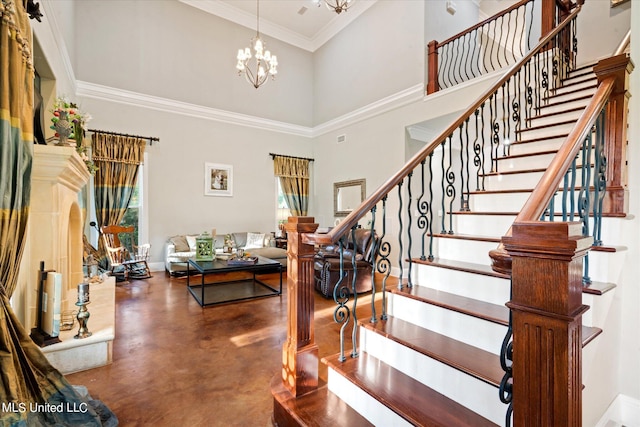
[275,178,291,234]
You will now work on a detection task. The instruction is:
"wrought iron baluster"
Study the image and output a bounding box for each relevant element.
[579,135,592,285]
[406,172,414,288]
[593,111,606,246]
[492,94,501,173]
[460,122,470,211]
[369,207,378,324]
[427,153,435,261]
[473,109,483,191]
[499,286,514,427]
[561,168,569,222]
[349,226,359,359]
[461,32,471,83]
[446,135,456,234]
[377,197,390,321]
[452,38,461,86]
[333,238,350,362]
[570,156,577,221]
[489,18,498,71]
[440,140,447,234]
[417,160,429,261]
[397,181,404,289]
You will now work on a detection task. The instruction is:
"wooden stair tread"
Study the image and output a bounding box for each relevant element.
[324,352,499,427]
[516,119,577,133]
[390,285,509,326]
[411,257,510,280]
[538,93,592,110]
[582,325,603,347]
[582,281,617,295]
[547,83,598,98]
[271,377,374,427]
[360,317,505,387]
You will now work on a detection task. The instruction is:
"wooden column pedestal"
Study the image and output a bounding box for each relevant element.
[279,217,319,398]
[503,221,592,426]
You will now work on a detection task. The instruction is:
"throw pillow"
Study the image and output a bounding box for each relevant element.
[170,236,190,252]
[186,235,198,251]
[245,232,265,249]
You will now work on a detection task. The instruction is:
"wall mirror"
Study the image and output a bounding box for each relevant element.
[334,179,366,217]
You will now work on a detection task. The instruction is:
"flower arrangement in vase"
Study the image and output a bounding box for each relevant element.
[50,96,97,174]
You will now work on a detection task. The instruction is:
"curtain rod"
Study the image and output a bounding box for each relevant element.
[88,129,160,145]
[269,153,315,162]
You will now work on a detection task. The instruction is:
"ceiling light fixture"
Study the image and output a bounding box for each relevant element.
[235,0,278,89]
[313,0,354,15]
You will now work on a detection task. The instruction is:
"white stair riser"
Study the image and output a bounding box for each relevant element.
[552,79,597,96]
[498,152,556,171]
[469,188,597,213]
[582,290,615,329]
[451,213,513,237]
[413,264,510,306]
[510,136,567,155]
[361,329,506,424]
[434,237,497,264]
[586,250,627,284]
[483,170,544,190]
[537,97,591,115]
[388,292,507,354]
[518,121,576,138]
[527,110,583,128]
[327,368,413,427]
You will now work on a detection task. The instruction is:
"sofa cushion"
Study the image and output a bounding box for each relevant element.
[169,235,190,252]
[248,247,286,260]
[167,251,195,263]
[186,235,198,251]
[245,232,265,249]
[231,232,248,248]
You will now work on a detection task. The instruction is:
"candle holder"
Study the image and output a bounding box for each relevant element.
[74,283,92,339]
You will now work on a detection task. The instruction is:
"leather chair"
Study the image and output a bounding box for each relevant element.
[314,228,377,298]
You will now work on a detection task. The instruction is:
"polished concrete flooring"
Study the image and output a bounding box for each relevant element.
[66,271,386,427]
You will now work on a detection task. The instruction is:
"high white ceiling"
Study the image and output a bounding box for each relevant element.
[179,0,377,52]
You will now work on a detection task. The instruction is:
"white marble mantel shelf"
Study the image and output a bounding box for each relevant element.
[41,276,116,375]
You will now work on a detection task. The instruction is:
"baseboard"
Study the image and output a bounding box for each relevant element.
[148,262,166,273]
[595,394,640,427]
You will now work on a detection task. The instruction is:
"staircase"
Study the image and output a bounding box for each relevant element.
[273,54,629,425]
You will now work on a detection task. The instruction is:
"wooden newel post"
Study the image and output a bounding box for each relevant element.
[593,54,634,215]
[427,40,439,95]
[281,216,319,397]
[503,221,592,426]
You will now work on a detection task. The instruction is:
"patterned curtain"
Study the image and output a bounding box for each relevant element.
[91,133,145,230]
[273,156,310,216]
[0,1,112,425]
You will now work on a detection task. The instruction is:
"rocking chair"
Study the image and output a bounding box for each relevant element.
[101,225,152,281]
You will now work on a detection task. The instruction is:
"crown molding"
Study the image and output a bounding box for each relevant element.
[76,80,424,139]
[76,81,314,138]
[178,0,377,52]
[313,83,424,137]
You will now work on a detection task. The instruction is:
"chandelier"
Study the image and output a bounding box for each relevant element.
[313,0,354,14]
[235,0,278,89]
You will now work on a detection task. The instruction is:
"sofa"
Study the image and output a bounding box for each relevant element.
[313,228,378,298]
[164,232,287,275]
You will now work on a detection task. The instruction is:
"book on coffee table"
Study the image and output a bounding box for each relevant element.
[227,256,258,266]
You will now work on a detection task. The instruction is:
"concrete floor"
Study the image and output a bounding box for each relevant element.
[66,271,382,427]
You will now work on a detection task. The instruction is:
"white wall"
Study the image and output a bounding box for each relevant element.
[73,0,314,127]
[313,1,427,124]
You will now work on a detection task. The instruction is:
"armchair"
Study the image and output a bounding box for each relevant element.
[313,228,377,298]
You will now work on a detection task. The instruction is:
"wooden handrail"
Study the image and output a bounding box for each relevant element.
[304,5,582,247]
[615,29,631,56]
[435,0,532,50]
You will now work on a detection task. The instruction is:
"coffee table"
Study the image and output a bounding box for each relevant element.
[186,256,283,307]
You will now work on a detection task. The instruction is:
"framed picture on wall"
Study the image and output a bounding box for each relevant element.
[204,163,233,197]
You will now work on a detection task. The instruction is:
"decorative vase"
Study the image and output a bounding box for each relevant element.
[195,231,215,261]
[54,110,73,146]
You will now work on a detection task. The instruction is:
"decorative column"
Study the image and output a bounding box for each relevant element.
[593,54,634,214]
[281,216,319,397]
[427,40,439,95]
[503,221,591,426]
